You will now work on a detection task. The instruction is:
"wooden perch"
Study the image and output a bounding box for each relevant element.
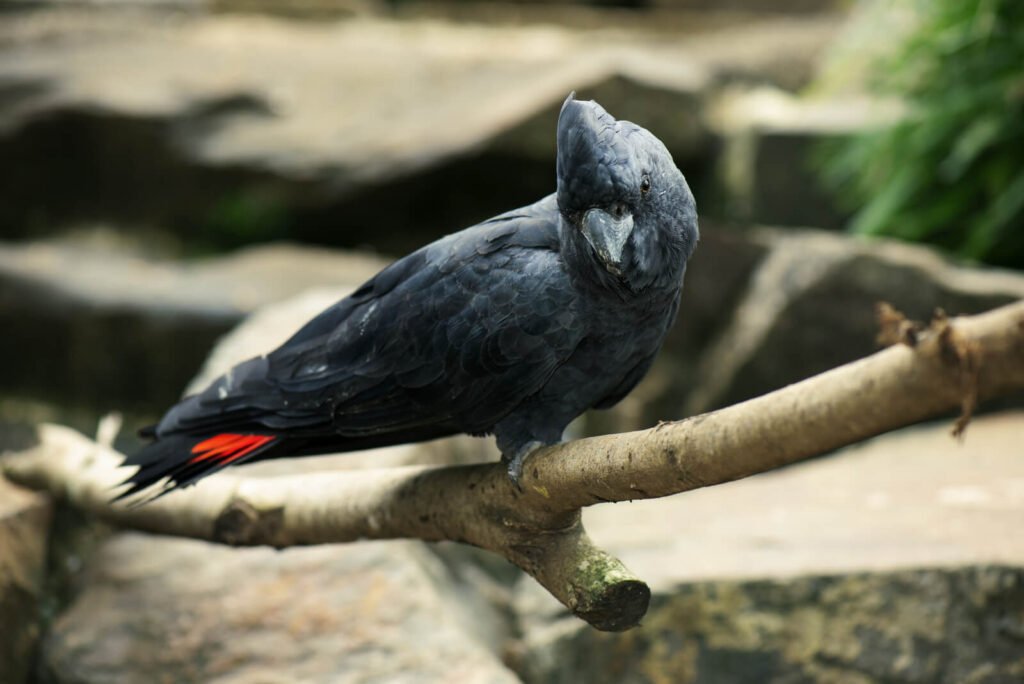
[4,301,1024,631]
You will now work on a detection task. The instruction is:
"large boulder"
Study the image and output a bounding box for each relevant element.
[0,8,686,251]
[1,410,513,683]
[18,407,1024,683]
[0,477,52,684]
[41,534,519,684]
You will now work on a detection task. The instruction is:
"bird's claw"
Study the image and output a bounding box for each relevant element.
[506,460,524,493]
[504,441,543,493]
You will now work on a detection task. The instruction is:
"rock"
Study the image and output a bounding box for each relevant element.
[515,411,1024,682]
[0,7,681,251]
[41,533,520,683]
[0,478,52,684]
[686,229,1024,414]
[0,240,387,412]
[709,87,900,230]
[518,567,1024,684]
[0,7,842,251]
[666,14,845,93]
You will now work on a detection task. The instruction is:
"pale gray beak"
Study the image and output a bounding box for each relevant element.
[582,207,634,271]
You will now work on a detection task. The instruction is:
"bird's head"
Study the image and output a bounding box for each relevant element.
[556,95,698,295]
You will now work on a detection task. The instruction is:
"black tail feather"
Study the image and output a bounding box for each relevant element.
[115,433,282,504]
[116,424,461,505]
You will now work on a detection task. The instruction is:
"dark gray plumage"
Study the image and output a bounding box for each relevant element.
[120,94,699,500]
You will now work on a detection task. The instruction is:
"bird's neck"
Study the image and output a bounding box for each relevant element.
[558,217,686,311]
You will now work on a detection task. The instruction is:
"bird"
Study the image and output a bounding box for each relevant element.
[118,93,699,502]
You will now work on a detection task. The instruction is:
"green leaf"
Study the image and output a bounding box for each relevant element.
[815,0,1024,269]
[964,170,1024,258]
[940,115,1005,181]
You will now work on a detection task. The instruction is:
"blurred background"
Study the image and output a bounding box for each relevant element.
[1,1,1023,682]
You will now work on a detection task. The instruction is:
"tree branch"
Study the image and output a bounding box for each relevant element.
[4,301,1024,630]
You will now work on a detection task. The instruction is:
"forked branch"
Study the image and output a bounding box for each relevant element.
[5,301,1024,630]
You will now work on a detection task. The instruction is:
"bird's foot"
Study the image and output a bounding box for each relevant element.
[504,441,545,492]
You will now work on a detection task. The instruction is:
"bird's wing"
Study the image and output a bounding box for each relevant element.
[156,197,584,441]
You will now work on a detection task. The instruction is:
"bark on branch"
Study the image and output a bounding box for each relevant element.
[4,301,1024,630]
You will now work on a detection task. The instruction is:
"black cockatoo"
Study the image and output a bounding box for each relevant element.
[119,94,699,501]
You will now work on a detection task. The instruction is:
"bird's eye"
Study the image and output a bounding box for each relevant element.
[640,175,651,195]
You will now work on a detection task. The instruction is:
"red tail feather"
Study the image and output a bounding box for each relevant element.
[189,433,275,466]
[116,432,283,503]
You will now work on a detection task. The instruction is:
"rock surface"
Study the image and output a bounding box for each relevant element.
[518,566,1024,684]
[708,87,900,230]
[0,478,52,684]
[22,288,506,684]
[41,534,519,684]
[686,230,1024,413]
[0,7,841,250]
[0,240,387,411]
[516,411,1024,682]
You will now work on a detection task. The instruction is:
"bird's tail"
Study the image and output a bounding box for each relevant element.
[115,432,282,504]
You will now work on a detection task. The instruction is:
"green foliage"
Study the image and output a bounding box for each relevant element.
[820,0,1024,268]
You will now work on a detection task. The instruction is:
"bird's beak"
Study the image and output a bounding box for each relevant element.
[581,207,634,272]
